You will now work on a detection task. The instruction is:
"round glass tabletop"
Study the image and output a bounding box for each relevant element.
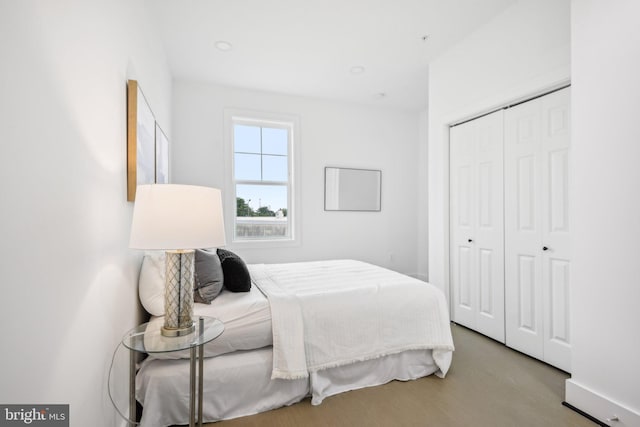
[122,316,224,353]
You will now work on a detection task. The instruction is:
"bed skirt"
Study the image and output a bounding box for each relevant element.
[136,346,443,427]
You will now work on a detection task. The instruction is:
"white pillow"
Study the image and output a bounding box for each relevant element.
[138,251,166,316]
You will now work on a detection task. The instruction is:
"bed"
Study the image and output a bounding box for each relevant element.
[135,255,454,427]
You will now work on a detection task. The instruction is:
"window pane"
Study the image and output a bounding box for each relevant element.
[262,155,288,182]
[236,184,289,239]
[234,153,261,180]
[234,125,261,153]
[236,184,288,213]
[262,127,288,155]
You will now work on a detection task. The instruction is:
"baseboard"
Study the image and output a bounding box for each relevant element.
[562,402,607,427]
[565,379,640,427]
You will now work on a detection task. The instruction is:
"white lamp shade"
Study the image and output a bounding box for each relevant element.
[129,184,226,250]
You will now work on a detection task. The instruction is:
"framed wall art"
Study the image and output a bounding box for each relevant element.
[154,123,169,184]
[127,79,156,201]
[324,167,382,211]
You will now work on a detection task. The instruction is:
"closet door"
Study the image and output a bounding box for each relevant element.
[450,110,505,342]
[539,88,571,371]
[504,87,571,372]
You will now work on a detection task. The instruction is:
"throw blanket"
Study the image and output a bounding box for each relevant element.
[249,260,455,380]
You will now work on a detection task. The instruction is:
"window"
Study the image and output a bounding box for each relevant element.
[225,110,299,244]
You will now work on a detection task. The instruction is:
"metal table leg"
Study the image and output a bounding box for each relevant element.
[198,317,204,427]
[189,346,196,427]
[129,349,136,427]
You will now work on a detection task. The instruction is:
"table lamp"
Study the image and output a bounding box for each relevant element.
[130,184,226,337]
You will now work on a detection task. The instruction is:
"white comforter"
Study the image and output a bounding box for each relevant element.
[249,260,455,381]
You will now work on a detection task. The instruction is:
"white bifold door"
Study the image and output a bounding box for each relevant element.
[504,87,571,372]
[450,110,505,343]
[449,87,571,372]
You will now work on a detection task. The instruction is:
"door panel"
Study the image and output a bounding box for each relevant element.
[506,87,571,372]
[478,162,493,228]
[549,149,569,232]
[517,254,537,333]
[505,97,544,359]
[450,124,476,329]
[517,155,536,231]
[457,165,472,227]
[458,246,473,309]
[473,111,504,342]
[479,248,493,315]
[450,110,504,342]
[549,258,570,344]
[541,88,571,372]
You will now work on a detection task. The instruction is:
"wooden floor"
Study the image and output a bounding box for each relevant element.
[204,324,594,427]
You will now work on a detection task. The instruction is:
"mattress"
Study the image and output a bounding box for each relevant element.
[147,286,272,360]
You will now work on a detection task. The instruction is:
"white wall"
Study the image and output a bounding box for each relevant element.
[0,1,171,425]
[417,109,429,279]
[427,0,571,299]
[171,81,423,277]
[565,1,640,424]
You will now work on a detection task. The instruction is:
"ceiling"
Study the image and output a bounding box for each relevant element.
[147,0,516,111]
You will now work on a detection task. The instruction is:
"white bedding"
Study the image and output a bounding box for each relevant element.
[136,347,440,426]
[146,286,272,360]
[136,259,455,424]
[249,260,454,388]
[310,348,440,403]
[137,347,308,427]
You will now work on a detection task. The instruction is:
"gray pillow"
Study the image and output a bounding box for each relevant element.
[193,249,224,304]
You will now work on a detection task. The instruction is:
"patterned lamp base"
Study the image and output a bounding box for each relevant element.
[162,250,195,337]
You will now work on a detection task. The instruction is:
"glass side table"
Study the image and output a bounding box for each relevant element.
[122,316,224,427]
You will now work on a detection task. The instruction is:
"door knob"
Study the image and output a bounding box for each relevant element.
[468,239,473,243]
[542,246,549,251]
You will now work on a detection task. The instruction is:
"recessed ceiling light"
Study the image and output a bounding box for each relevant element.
[350,66,365,75]
[215,41,233,52]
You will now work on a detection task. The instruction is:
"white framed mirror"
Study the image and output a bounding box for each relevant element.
[324,167,381,211]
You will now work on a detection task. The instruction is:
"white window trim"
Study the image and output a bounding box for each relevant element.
[223,108,301,249]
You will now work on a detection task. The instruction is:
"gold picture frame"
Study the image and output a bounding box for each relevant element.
[127,79,156,201]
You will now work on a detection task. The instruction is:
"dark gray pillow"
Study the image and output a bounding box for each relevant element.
[193,249,224,304]
[217,248,251,292]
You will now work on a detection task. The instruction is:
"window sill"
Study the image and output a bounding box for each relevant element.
[227,238,301,250]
